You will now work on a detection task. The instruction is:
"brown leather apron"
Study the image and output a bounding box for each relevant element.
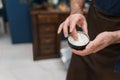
[66,1,120,80]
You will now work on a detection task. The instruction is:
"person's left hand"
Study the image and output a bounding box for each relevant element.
[71,31,116,56]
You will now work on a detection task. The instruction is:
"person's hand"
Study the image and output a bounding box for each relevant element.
[57,13,87,40]
[71,31,116,56]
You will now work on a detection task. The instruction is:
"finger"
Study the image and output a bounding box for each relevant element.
[71,49,83,55]
[82,19,88,34]
[92,44,104,53]
[85,39,103,53]
[71,48,92,56]
[72,41,97,55]
[90,39,104,53]
[71,28,78,40]
[71,49,89,56]
[85,41,94,50]
[70,20,77,32]
[63,22,69,37]
[57,23,63,34]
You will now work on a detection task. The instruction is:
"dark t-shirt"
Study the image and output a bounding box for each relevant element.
[94,0,120,16]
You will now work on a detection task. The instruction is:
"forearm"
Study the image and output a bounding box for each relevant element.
[70,0,85,14]
[114,30,120,43]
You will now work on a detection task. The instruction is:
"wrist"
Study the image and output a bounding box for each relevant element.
[112,31,120,44]
[70,9,83,15]
[70,2,84,15]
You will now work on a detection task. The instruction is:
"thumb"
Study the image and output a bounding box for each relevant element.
[85,41,94,50]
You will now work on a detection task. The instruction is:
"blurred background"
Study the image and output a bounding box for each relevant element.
[0,0,91,80]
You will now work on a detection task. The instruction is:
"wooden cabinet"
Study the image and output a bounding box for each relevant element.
[30,9,69,60]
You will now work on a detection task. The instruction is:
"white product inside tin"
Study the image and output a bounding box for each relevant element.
[68,31,89,46]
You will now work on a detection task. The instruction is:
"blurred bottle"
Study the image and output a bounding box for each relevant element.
[58,0,69,12]
[48,0,59,8]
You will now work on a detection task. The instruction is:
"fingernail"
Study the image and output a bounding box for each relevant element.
[70,28,73,32]
[57,32,60,34]
[57,30,59,33]
[65,34,68,37]
[74,37,78,40]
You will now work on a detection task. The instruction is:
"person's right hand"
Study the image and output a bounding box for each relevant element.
[57,13,87,40]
